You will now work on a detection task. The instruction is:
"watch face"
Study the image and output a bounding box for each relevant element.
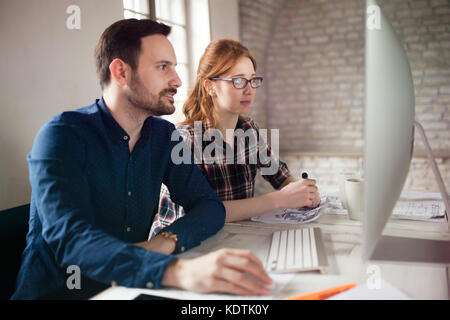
[161,231,178,242]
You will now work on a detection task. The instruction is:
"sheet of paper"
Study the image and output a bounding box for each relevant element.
[327,279,411,300]
[251,205,323,224]
[399,190,442,201]
[320,188,446,221]
[392,200,445,220]
[91,273,294,300]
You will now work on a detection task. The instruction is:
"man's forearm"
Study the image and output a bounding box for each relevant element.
[161,258,185,289]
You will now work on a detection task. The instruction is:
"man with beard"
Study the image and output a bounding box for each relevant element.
[11,19,272,300]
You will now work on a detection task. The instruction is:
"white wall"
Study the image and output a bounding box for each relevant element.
[208,0,240,41]
[0,0,124,210]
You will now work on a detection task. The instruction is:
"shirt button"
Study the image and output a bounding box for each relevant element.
[123,135,129,141]
[146,282,154,289]
[181,246,185,252]
[127,191,131,197]
[126,227,132,232]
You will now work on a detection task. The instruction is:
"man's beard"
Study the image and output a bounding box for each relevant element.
[125,72,176,116]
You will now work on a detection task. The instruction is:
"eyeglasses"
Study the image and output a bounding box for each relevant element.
[209,77,263,89]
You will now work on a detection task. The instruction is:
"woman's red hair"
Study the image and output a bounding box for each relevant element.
[180,39,257,127]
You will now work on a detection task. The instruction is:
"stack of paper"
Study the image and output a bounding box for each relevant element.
[251,205,322,224]
[92,273,294,300]
[327,279,411,300]
[251,189,445,224]
[320,189,446,222]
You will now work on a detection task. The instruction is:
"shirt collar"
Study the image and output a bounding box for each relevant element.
[202,116,250,132]
[96,97,152,144]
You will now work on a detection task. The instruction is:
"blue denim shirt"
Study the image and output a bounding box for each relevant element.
[11,98,225,299]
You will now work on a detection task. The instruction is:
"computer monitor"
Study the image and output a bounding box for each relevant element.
[363,0,450,264]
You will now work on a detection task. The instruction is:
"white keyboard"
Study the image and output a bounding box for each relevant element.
[265,227,328,273]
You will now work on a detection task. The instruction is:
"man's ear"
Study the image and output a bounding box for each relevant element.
[109,58,130,87]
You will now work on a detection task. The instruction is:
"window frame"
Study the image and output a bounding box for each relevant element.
[123,0,210,124]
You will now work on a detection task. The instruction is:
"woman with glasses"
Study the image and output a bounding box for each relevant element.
[152,39,320,235]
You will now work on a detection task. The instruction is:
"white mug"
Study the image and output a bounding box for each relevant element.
[345,178,364,221]
[338,171,360,209]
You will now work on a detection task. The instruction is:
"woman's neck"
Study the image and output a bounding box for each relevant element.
[214,109,240,143]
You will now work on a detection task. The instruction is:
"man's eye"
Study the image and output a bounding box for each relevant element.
[159,64,167,71]
[234,78,243,84]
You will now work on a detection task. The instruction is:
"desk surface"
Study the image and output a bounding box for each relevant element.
[185,214,450,299]
[94,213,450,300]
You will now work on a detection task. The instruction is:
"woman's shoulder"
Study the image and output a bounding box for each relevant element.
[176,123,195,135]
[238,116,259,131]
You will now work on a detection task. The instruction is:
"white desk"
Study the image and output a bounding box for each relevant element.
[93,213,450,300]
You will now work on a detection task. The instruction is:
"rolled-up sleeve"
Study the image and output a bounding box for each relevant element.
[29,123,175,289]
[251,120,292,189]
[160,127,225,253]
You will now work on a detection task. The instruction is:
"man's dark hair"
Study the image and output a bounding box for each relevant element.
[95,19,171,90]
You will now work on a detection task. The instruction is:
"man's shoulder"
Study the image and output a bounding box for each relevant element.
[41,101,100,131]
[151,116,175,129]
[54,101,101,126]
[149,116,177,139]
[35,101,102,147]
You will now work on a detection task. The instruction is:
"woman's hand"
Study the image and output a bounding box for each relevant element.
[276,178,320,209]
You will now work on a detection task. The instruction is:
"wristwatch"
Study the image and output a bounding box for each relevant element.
[159,231,178,243]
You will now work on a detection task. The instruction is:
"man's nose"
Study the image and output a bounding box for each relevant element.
[169,70,182,88]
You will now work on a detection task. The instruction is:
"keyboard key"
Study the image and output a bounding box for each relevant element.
[278,229,288,271]
[295,229,303,268]
[267,231,280,272]
[303,228,312,268]
[309,228,319,267]
[286,229,295,269]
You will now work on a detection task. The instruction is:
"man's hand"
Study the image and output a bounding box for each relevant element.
[135,234,176,255]
[161,248,273,296]
[277,178,320,208]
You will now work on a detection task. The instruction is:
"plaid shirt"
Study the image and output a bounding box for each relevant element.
[150,117,291,237]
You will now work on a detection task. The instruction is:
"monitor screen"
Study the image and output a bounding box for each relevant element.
[363,0,415,260]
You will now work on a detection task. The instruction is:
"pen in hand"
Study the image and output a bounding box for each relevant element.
[301,171,319,209]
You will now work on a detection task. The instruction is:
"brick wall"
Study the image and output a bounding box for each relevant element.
[254,154,450,195]
[240,0,287,128]
[240,0,450,193]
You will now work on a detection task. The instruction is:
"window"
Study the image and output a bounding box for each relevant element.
[123,0,211,124]
[123,0,152,19]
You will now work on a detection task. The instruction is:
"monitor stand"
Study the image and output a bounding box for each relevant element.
[370,121,450,265]
[413,120,450,232]
[370,236,450,264]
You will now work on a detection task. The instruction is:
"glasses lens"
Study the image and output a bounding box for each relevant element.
[250,77,263,88]
[232,78,247,89]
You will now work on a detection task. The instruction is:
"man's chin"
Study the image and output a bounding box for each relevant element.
[154,102,175,116]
